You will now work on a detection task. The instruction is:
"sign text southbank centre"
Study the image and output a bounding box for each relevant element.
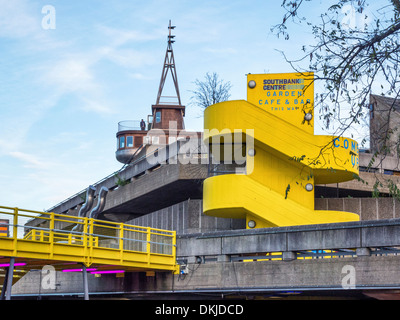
[260,77,311,109]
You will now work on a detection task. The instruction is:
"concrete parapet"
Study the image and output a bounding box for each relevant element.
[177,218,400,258]
[315,197,399,220]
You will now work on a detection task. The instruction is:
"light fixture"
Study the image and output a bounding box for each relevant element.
[248,220,256,228]
[304,113,313,121]
[248,148,256,157]
[248,80,256,89]
[62,268,97,272]
[305,183,314,192]
[0,262,26,267]
[90,270,125,274]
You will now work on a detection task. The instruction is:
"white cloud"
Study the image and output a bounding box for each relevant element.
[202,47,237,55]
[97,25,161,46]
[102,47,156,69]
[128,73,152,80]
[38,56,115,115]
[0,0,39,38]
[8,151,55,170]
[81,97,114,114]
[40,58,97,93]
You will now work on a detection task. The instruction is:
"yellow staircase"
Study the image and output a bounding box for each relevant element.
[203,72,360,228]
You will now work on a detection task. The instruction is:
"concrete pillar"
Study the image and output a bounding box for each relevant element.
[217,255,231,262]
[356,248,371,256]
[282,251,296,261]
[81,264,89,300]
[187,256,203,264]
[5,257,15,300]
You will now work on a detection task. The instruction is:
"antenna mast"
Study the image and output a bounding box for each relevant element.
[155,20,182,106]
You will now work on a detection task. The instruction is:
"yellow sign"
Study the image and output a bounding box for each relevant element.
[247,72,314,133]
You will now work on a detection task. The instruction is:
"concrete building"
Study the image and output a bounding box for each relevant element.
[370,94,400,158]
[9,28,400,300]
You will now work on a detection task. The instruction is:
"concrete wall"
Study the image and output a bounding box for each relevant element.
[12,270,157,296]
[126,197,399,234]
[127,199,246,235]
[169,256,400,293]
[177,219,400,258]
[315,197,400,220]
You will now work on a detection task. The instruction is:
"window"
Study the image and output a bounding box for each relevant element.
[208,143,247,177]
[384,169,400,176]
[127,136,133,148]
[134,136,143,147]
[119,136,125,149]
[359,166,378,173]
[155,111,161,123]
[370,103,374,119]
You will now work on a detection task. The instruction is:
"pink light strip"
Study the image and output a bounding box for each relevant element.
[90,270,125,274]
[0,262,27,267]
[62,268,97,272]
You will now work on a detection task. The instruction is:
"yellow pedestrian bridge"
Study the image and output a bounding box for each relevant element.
[0,205,178,295]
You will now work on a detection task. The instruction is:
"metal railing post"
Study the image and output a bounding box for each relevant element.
[119,223,124,263]
[88,218,94,260]
[83,217,88,246]
[13,208,18,239]
[49,212,55,258]
[146,227,151,263]
[172,231,176,257]
[49,212,55,242]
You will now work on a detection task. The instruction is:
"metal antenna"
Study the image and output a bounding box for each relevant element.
[155,20,182,106]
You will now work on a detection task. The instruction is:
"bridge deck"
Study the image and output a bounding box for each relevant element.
[0,206,178,282]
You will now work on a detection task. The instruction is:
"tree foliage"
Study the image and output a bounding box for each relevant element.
[190,72,232,109]
[273,1,400,199]
[272,0,400,142]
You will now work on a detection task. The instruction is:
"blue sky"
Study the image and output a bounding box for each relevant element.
[0,0,388,211]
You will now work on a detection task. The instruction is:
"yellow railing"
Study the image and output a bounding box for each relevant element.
[0,206,177,272]
[23,229,99,247]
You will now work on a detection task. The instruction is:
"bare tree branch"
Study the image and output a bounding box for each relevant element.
[190,72,232,110]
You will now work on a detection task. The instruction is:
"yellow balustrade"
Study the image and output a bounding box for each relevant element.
[0,206,178,274]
